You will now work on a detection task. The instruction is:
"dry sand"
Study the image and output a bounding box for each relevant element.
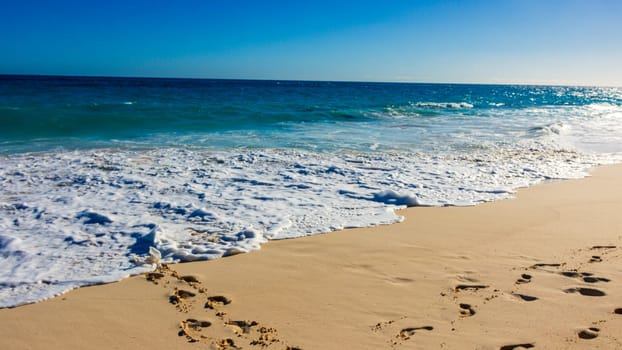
[2,165,622,350]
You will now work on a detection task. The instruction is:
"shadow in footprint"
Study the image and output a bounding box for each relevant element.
[184,319,211,329]
[532,263,561,268]
[178,319,212,342]
[578,327,600,340]
[499,343,534,350]
[516,274,532,284]
[459,303,476,317]
[614,308,622,315]
[513,294,538,302]
[146,272,165,282]
[591,245,616,249]
[564,287,606,297]
[583,276,610,283]
[398,326,433,340]
[217,338,239,349]
[560,271,610,283]
[170,289,196,304]
[455,284,488,292]
[226,320,258,334]
[560,271,590,278]
[589,256,603,263]
[205,295,232,309]
[180,275,201,283]
[177,290,196,298]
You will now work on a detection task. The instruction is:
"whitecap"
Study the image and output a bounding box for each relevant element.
[412,102,474,109]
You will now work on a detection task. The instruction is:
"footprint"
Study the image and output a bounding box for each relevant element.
[513,294,538,302]
[371,319,398,332]
[459,303,476,317]
[456,275,481,283]
[578,327,600,340]
[564,287,606,297]
[589,255,603,263]
[145,264,294,348]
[170,289,196,304]
[146,272,165,282]
[398,326,433,340]
[455,284,489,292]
[390,277,415,283]
[515,274,532,284]
[250,326,280,347]
[591,245,616,249]
[178,318,212,342]
[499,343,534,350]
[216,338,240,349]
[180,275,201,283]
[560,271,588,278]
[559,272,609,283]
[177,290,196,298]
[583,276,610,283]
[225,320,258,334]
[531,263,561,268]
[205,295,232,309]
[614,308,622,315]
[181,318,211,330]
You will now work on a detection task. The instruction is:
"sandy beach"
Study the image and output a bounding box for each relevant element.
[1,164,622,350]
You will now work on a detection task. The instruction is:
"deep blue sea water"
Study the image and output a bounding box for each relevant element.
[1,75,621,307]
[3,75,621,153]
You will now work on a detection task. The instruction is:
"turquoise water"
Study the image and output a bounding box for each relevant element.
[1,75,621,307]
[2,75,621,154]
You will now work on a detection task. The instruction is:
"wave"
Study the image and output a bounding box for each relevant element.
[411,102,474,109]
[528,122,569,137]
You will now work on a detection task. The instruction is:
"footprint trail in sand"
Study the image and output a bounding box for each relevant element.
[144,264,302,350]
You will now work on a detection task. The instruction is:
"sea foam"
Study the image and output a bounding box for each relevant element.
[0,142,613,307]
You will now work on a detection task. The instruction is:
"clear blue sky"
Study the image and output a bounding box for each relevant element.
[1,0,621,86]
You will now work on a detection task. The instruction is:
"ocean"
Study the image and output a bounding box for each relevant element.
[1,75,621,307]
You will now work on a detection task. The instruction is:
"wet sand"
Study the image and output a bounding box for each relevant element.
[1,165,622,349]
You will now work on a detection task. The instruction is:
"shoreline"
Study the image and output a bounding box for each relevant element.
[2,164,622,349]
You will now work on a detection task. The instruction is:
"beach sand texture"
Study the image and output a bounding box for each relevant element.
[1,164,622,349]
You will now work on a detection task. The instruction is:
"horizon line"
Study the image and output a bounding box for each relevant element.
[0,73,618,89]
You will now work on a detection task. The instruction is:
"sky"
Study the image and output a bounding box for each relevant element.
[1,0,621,86]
